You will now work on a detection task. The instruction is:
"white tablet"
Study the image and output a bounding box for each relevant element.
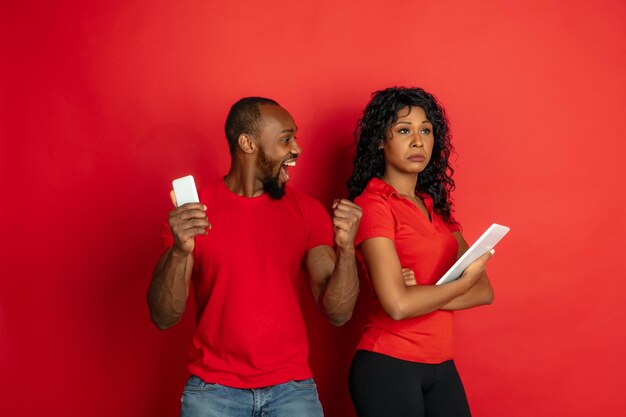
[436,223,510,285]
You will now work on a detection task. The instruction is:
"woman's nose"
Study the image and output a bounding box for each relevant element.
[411,133,424,148]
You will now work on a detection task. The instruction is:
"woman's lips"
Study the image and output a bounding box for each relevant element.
[408,154,425,162]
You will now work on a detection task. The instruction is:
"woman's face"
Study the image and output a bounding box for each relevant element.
[382,106,434,176]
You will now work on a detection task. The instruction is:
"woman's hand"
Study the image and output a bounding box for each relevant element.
[456,249,494,292]
[402,268,417,287]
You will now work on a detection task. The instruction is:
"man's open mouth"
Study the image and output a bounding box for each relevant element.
[279,159,297,182]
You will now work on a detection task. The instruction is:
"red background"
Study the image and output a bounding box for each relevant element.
[2,1,625,416]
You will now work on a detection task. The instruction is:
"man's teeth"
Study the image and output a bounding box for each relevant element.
[283,161,297,167]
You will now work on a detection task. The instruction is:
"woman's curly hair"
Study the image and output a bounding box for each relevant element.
[347,87,457,224]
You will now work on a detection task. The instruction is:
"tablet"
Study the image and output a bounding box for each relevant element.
[435,223,510,285]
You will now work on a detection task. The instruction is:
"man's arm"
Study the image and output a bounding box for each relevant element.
[148,247,194,330]
[305,199,362,326]
[147,194,209,330]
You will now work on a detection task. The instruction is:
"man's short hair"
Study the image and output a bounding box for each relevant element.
[225,97,279,155]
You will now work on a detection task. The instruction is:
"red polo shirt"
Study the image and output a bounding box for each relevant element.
[354,178,461,364]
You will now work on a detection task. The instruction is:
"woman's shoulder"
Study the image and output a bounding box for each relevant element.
[355,189,391,212]
[355,178,396,203]
[355,190,395,221]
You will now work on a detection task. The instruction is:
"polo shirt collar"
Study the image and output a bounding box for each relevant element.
[366,177,398,199]
[366,177,433,207]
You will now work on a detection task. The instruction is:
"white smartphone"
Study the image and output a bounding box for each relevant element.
[436,223,510,285]
[172,175,200,207]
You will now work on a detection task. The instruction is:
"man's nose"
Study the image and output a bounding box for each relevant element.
[291,138,302,155]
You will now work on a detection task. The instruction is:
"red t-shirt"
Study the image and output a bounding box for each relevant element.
[354,178,461,364]
[160,180,333,388]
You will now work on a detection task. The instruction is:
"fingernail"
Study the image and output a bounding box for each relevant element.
[490,249,495,255]
[203,205,207,210]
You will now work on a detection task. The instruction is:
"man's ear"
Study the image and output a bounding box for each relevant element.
[238,133,257,154]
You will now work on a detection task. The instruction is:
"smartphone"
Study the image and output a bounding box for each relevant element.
[172,175,200,207]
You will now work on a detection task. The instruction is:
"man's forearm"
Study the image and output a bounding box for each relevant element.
[322,247,360,326]
[147,248,193,329]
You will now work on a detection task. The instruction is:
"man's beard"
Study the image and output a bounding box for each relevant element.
[258,151,286,199]
[261,175,285,199]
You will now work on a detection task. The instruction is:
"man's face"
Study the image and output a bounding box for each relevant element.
[254,104,301,199]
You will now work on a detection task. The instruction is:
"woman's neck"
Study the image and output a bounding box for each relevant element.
[381,170,419,197]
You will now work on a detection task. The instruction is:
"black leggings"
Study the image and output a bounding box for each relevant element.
[349,350,471,417]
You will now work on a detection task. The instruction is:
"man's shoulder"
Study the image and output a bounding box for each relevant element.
[283,186,333,246]
[284,185,321,205]
[197,179,225,198]
[283,186,330,220]
[198,179,223,191]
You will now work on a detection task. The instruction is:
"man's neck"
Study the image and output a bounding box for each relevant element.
[224,160,265,197]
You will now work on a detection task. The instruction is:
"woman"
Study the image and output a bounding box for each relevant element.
[347,87,494,417]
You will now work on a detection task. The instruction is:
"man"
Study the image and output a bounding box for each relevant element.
[148,97,362,417]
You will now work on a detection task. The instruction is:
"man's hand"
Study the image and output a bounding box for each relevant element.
[168,190,210,256]
[331,199,362,250]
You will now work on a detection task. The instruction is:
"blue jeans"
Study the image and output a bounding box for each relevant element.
[180,375,324,417]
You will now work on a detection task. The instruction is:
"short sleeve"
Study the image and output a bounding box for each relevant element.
[159,218,174,250]
[354,195,395,246]
[304,198,334,251]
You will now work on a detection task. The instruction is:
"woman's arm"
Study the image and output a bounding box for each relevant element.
[439,231,494,310]
[361,237,490,320]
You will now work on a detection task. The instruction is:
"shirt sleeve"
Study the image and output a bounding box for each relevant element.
[304,198,334,251]
[354,195,395,246]
[159,218,174,250]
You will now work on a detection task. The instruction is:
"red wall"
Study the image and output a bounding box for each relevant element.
[2,1,625,416]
